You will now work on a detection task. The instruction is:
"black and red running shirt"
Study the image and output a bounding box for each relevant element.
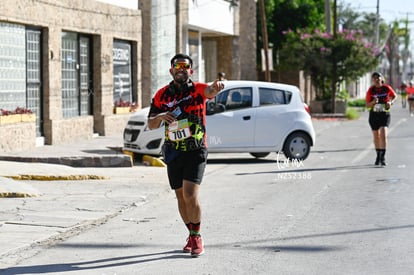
[365,84,397,105]
[149,81,210,150]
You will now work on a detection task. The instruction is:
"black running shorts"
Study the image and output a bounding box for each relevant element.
[368,111,390,131]
[166,148,208,190]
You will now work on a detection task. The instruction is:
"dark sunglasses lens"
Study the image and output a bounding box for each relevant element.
[173,63,190,69]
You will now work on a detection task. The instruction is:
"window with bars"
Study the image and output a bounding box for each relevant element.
[61,32,92,118]
[0,22,26,110]
[26,29,42,136]
[0,23,43,136]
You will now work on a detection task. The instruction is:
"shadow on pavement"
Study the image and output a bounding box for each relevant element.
[0,250,186,274]
[235,164,376,176]
[311,148,366,154]
[4,223,413,273]
[207,224,414,252]
[207,158,276,164]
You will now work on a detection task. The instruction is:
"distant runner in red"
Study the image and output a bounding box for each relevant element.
[147,53,224,257]
[365,72,397,166]
[406,81,414,116]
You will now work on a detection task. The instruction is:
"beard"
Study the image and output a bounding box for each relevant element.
[173,72,189,84]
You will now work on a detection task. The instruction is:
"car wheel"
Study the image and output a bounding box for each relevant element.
[283,132,311,160]
[250,152,270,158]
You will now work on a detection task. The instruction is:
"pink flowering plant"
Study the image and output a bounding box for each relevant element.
[114,98,138,108]
[114,98,139,112]
[281,28,379,100]
[0,107,33,116]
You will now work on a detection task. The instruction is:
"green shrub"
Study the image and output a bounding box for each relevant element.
[337,89,350,101]
[347,99,366,107]
[346,107,360,120]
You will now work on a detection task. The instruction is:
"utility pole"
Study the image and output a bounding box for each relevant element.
[400,15,413,83]
[331,0,338,113]
[325,0,331,34]
[259,0,271,82]
[375,0,380,46]
[333,0,337,37]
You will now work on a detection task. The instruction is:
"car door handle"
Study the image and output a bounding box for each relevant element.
[243,115,251,120]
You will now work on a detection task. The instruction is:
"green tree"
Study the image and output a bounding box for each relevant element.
[280,28,379,101]
[257,0,325,65]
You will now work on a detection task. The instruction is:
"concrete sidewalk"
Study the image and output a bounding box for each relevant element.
[0,134,132,198]
[0,134,170,268]
[0,161,169,268]
[0,135,132,168]
[0,118,341,268]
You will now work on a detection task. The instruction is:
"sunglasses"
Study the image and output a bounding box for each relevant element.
[172,62,191,70]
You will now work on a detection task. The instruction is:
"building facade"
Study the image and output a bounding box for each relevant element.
[0,0,255,153]
[0,0,141,152]
[141,0,256,104]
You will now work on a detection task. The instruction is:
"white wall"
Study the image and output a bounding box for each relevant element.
[95,0,139,10]
[188,0,235,35]
[151,0,176,92]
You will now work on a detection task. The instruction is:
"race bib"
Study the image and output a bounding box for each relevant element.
[373,103,386,112]
[168,119,192,141]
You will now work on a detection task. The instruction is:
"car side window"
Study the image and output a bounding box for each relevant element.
[207,87,252,114]
[225,88,252,110]
[215,90,229,107]
[259,88,292,105]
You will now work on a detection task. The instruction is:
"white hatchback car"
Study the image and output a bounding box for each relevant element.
[123,80,315,160]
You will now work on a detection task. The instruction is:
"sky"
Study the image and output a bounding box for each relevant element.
[342,0,414,51]
[342,0,414,24]
[341,0,414,82]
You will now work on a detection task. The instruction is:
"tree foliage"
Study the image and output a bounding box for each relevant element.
[280,28,379,99]
[256,0,398,107]
[337,1,388,46]
[257,0,325,52]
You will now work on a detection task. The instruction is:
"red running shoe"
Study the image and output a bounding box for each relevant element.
[190,235,205,257]
[183,236,192,253]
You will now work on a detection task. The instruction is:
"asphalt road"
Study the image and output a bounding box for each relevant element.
[1,103,413,275]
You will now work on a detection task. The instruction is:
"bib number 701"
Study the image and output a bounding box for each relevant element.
[170,128,189,140]
[168,128,191,141]
[168,119,191,141]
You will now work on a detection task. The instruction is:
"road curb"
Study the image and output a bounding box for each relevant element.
[142,155,166,167]
[2,175,109,181]
[0,177,41,198]
[0,175,110,198]
[0,155,133,167]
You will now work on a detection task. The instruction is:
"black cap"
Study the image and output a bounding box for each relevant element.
[372,72,383,78]
[170,53,193,67]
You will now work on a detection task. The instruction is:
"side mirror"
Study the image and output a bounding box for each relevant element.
[215,103,226,113]
[206,101,216,115]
